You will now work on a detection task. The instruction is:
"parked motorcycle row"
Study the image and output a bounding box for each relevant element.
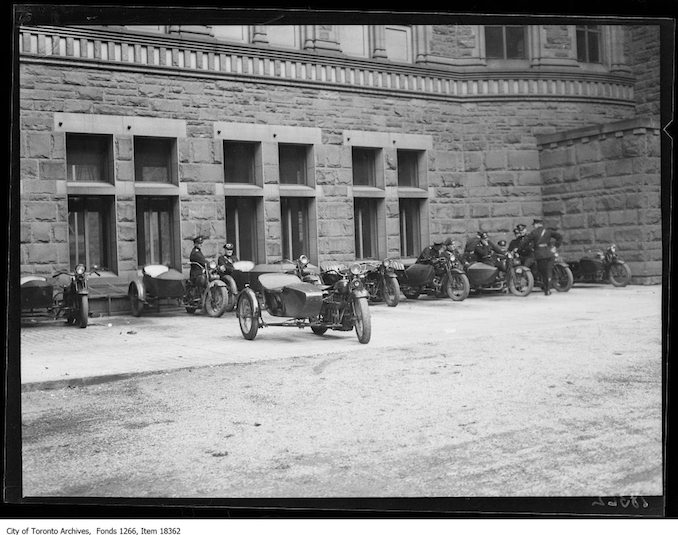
[20,240,631,342]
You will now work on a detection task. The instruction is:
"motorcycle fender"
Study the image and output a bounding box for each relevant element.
[236,287,260,319]
[612,259,627,265]
[351,288,370,299]
[450,267,465,276]
[130,280,146,303]
[209,279,227,288]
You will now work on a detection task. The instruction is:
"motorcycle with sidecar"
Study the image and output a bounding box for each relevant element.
[567,244,632,287]
[235,255,371,344]
[21,263,99,328]
[395,249,470,301]
[459,249,534,297]
[355,259,402,307]
[128,260,229,317]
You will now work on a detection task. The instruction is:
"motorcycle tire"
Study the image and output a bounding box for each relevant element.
[509,269,534,297]
[383,277,400,307]
[78,295,88,328]
[447,273,470,302]
[311,325,328,336]
[223,276,238,313]
[553,265,574,292]
[129,285,143,317]
[609,262,632,287]
[353,298,371,344]
[204,285,228,317]
[237,292,259,340]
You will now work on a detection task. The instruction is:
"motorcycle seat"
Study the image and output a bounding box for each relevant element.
[258,273,301,292]
[21,275,47,285]
[142,264,170,278]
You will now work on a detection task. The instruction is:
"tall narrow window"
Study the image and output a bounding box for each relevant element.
[352,148,378,187]
[281,198,309,261]
[485,25,527,59]
[354,198,379,259]
[136,196,176,267]
[225,197,258,262]
[66,134,112,182]
[397,150,421,187]
[68,196,113,270]
[134,137,174,183]
[576,25,602,63]
[399,199,421,257]
[223,141,256,184]
[279,144,309,185]
[385,25,413,63]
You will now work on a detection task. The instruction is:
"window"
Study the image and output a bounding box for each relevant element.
[66,134,112,182]
[136,196,177,267]
[68,196,114,270]
[281,198,309,261]
[223,141,257,184]
[352,148,379,187]
[485,25,527,60]
[338,25,369,58]
[225,197,258,262]
[399,199,421,257]
[266,26,301,49]
[385,25,413,63]
[134,137,174,183]
[279,144,309,185]
[397,150,421,187]
[212,25,250,43]
[576,25,602,63]
[354,198,379,259]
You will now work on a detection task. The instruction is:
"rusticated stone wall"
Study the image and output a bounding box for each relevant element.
[537,117,661,284]
[625,25,661,117]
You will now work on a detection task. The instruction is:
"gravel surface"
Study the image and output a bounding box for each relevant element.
[21,286,663,498]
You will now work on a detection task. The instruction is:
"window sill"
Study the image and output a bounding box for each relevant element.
[397,187,428,199]
[66,182,116,195]
[279,184,316,197]
[223,183,264,196]
[353,186,385,198]
[134,182,180,196]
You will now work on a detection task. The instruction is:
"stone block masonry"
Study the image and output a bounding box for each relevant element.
[537,117,661,284]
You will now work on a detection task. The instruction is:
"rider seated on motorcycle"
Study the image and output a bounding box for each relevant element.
[217,242,239,274]
[508,224,534,267]
[189,236,207,292]
[417,240,446,264]
[465,231,504,267]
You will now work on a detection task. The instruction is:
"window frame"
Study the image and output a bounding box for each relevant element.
[484,25,528,60]
[398,198,423,259]
[66,133,114,183]
[223,140,259,185]
[67,195,116,272]
[281,197,311,262]
[135,195,180,269]
[279,143,312,186]
[576,25,603,64]
[225,196,260,263]
[133,136,177,184]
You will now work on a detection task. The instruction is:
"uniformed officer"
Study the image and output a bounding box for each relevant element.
[525,218,563,296]
[508,224,534,268]
[189,236,207,284]
[465,231,504,266]
[417,241,445,264]
[217,243,239,273]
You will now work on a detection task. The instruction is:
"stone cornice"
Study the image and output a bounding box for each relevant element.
[536,116,661,146]
[19,25,636,105]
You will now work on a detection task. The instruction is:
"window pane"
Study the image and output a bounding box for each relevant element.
[397,150,419,187]
[505,26,526,59]
[354,198,378,259]
[587,30,600,63]
[399,199,421,257]
[66,134,110,182]
[266,26,299,49]
[385,25,412,62]
[576,28,587,62]
[339,25,368,58]
[136,197,175,268]
[352,148,376,186]
[134,137,172,182]
[281,198,308,260]
[225,197,258,262]
[224,142,256,184]
[279,145,308,185]
[68,196,111,269]
[485,26,504,59]
[212,25,249,43]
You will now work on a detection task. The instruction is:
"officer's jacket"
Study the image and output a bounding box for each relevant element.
[189,246,206,278]
[217,254,240,272]
[526,227,563,260]
[465,237,503,261]
[417,246,441,264]
[508,236,531,255]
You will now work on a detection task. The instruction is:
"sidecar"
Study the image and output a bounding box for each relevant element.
[21,276,55,314]
[128,264,185,317]
[464,255,534,297]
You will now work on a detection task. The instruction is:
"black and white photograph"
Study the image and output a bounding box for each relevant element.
[6,2,673,520]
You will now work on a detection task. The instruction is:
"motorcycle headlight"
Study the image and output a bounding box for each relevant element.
[350,263,362,275]
[609,244,617,253]
[382,258,391,268]
[299,255,309,266]
[351,278,362,289]
[449,254,456,262]
[208,260,217,270]
[75,264,86,275]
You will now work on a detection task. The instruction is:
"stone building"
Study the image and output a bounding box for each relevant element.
[18,22,662,310]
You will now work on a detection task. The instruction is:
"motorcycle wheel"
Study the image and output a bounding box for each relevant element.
[403,289,420,300]
[223,276,238,313]
[447,273,470,302]
[311,325,328,336]
[204,285,228,317]
[509,270,534,297]
[353,298,371,344]
[129,285,143,317]
[383,277,400,307]
[237,292,259,340]
[78,295,88,328]
[553,265,574,292]
[609,262,632,287]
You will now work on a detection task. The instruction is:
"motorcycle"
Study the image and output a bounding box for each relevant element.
[129,260,228,317]
[460,250,534,297]
[568,244,632,287]
[21,264,100,328]
[356,259,402,307]
[396,249,470,301]
[523,250,574,292]
[235,255,371,344]
[217,260,257,312]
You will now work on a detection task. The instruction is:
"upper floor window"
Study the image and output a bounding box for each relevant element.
[279,144,310,185]
[266,26,301,50]
[224,141,257,184]
[134,137,175,183]
[485,25,527,60]
[352,148,379,187]
[385,25,413,63]
[66,133,112,183]
[338,26,370,58]
[212,25,250,43]
[397,150,422,188]
[576,25,602,63]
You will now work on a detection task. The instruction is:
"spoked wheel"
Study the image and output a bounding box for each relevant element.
[129,285,143,317]
[353,298,371,344]
[508,270,534,297]
[237,291,259,340]
[447,273,470,302]
[553,265,574,292]
[609,262,632,287]
[77,295,88,328]
[223,276,238,313]
[382,277,400,307]
[204,285,228,317]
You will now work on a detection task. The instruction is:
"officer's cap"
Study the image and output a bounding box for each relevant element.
[224,243,234,250]
[533,218,543,225]
[193,236,204,245]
